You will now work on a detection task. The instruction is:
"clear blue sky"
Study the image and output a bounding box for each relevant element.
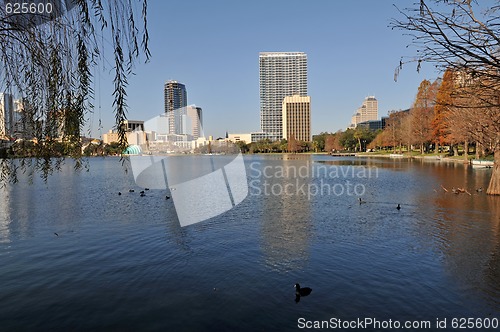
[90,0,439,139]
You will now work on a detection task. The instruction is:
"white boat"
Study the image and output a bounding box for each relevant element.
[471,160,494,168]
[389,153,404,158]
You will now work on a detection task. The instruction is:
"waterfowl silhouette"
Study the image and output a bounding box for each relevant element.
[118,192,122,195]
[358,197,366,204]
[54,232,59,237]
[476,187,483,192]
[145,188,150,191]
[294,283,312,297]
[140,190,145,194]
[140,193,146,197]
[397,204,401,210]
[129,189,135,193]
[165,195,170,200]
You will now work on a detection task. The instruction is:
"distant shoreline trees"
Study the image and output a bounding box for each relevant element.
[390,0,500,195]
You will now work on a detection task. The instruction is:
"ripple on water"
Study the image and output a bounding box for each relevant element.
[0,156,498,330]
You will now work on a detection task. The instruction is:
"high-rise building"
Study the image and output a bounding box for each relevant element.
[0,93,14,138]
[164,80,187,135]
[259,52,307,139]
[349,96,378,128]
[282,95,311,142]
[185,105,203,139]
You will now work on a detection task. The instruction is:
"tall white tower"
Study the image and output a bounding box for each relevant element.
[259,52,307,139]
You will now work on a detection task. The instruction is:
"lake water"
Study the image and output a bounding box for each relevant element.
[0,155,499,331]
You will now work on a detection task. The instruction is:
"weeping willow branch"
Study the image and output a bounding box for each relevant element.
[0,0,150,184]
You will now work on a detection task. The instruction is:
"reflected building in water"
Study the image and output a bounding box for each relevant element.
[259,157,312,271]
[0,186,10,243]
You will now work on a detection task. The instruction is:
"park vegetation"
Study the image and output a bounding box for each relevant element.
[391,0,500,195]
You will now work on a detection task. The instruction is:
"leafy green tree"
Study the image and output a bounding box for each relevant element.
[287,135,301,153]
[235,141,249,153]
[340,129,357,151]
[312,132,329,152]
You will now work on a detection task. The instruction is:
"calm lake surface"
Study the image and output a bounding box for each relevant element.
[0,155,499,331]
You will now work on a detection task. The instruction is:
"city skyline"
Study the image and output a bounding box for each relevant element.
[79,1,438,139]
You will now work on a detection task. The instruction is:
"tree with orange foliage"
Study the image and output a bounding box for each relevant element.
[411,79,439,154]
[325,132,343,153]
[432,69,454,153]
[392,0,500,194]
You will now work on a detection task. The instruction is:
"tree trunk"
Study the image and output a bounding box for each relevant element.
[453,144,459,156]
[463,140,468,163]
[475,142,480,159]
[486,148,500,195]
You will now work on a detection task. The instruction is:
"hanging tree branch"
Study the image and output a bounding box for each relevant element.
[0,0,150,183]
[391,0,500,195]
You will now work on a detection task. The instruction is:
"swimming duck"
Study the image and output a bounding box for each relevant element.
[294,283,312,297]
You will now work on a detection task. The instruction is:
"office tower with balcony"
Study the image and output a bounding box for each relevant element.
[164,80,187,135]
[259,52,307,140]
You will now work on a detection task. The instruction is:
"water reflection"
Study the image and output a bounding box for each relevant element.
[256,157,312,271]
[0,185,11,243]
[411,160,500,308]
[1,155,500,330]
[485,197,500,305]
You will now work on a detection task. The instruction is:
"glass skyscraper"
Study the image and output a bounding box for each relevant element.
[164,80,187,135]
[259,52,307,139]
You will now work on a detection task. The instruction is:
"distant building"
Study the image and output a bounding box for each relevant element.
[356,118,386,131]
[228,132,279,143]
[164,80,187,135]
[11,98,35,139]
[185,105,203,139]
[103,120,145,145]
[349,96,378,128]
[144,114,169,135]
[259,52,307,139]
[357,109,409,131]
[0,93,14,138]
[282,95,311,142]
[228,133,252,143]
[102,129,147,145]
[122,120,144,132]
